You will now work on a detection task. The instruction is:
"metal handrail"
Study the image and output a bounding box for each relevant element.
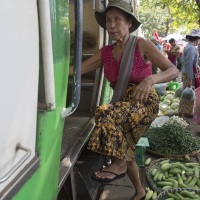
[0,144,31,183]
[38,0,55,111]
[62,0,83,118]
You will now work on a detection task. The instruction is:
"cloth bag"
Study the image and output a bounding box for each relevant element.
[111,35,138,103]
[193,66,200,88]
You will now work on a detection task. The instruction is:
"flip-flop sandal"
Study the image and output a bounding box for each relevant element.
[92,171,126,183]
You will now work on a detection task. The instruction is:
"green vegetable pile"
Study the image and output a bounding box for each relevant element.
[144,123,200,155]
[149,159,200,195]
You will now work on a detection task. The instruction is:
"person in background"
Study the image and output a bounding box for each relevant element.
[151,36,162,51]
[150,36,163,74]
[198,43,200,65]
[181,29,200,89]
[166,38,180,67]
[177,51,183,71]
[70,1,179,199]
[162,40,171,57]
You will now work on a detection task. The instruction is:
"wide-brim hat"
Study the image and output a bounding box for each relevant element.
[95,0,141,33]
[186,29,200,39]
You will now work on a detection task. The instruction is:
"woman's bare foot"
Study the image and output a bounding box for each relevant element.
[94,159,127,180]
[131,188,146,200]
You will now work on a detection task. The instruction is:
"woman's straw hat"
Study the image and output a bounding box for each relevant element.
[95,0,141,33]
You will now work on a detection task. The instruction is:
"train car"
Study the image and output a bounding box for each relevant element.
[0,0,139,200]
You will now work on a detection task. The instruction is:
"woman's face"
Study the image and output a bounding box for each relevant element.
[105,8,131,41]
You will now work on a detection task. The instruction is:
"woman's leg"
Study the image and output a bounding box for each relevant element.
[127,161,145,200]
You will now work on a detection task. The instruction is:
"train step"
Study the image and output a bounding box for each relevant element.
[72,151,105,200]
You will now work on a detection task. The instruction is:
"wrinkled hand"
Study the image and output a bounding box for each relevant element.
[132,76,154,104]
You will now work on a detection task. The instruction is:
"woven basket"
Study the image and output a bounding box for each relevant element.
[156,188,200,200]
[146,148,200,159]
[146,158,199,193]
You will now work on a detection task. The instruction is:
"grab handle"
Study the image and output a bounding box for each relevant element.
[0,144,31,183]
[38,0,55,110]
[62,0,83,119]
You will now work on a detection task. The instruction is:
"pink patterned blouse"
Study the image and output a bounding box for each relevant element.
[101,41,152,85]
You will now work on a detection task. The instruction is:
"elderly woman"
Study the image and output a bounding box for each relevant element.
[70,1,179,199]
[181,29,200,89]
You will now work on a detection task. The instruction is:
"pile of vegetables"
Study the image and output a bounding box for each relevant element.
[159,92,180,116]
[163,115,188,128]
[165,190,200,200]
[151,115,188,128]
[149,159,200,193]
[144,187,157,200]
[144,123,200,155]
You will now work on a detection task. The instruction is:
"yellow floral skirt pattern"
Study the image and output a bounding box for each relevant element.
[87,84,159,161]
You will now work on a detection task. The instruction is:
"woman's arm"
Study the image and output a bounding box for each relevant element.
[69,49,102,76]
[132,38,179,103]
[140,38,179,83]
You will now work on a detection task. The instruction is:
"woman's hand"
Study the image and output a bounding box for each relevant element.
[132,76,154,103]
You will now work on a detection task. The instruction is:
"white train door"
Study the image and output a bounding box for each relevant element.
[0,0,39,194]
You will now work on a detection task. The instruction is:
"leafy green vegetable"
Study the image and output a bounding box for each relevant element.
[144,123,200,155]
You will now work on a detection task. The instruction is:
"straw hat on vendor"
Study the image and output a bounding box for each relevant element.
[95,0,141,33]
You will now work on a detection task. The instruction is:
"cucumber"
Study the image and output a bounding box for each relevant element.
[181,173,187,181]
[164,171,169,178]
[184,155,190,161]
[161,163,171,171]
[144,189,153,200]
[185,171,194,176]
[156,181,173,187]
[159,159,170,165]
[170,162,181,169]
[151,191,157,200]
[145,158,152,166]
[157,173,163,181]
[180,190,199,199]
[185,162,200,167]
[194,165,199,178]
[175,192,184,200]
[153,171,160,182]
[177,173,183,184]
[185,176,193,184]
[179,182,189,188]
[162,185,172,190]
[169,168,182,174]
[188,177,198,187]
[167,193,179,200]
[193,185,199,190]
[151,168,157,176]
[197,180,200,188]
[179,163,188,171]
